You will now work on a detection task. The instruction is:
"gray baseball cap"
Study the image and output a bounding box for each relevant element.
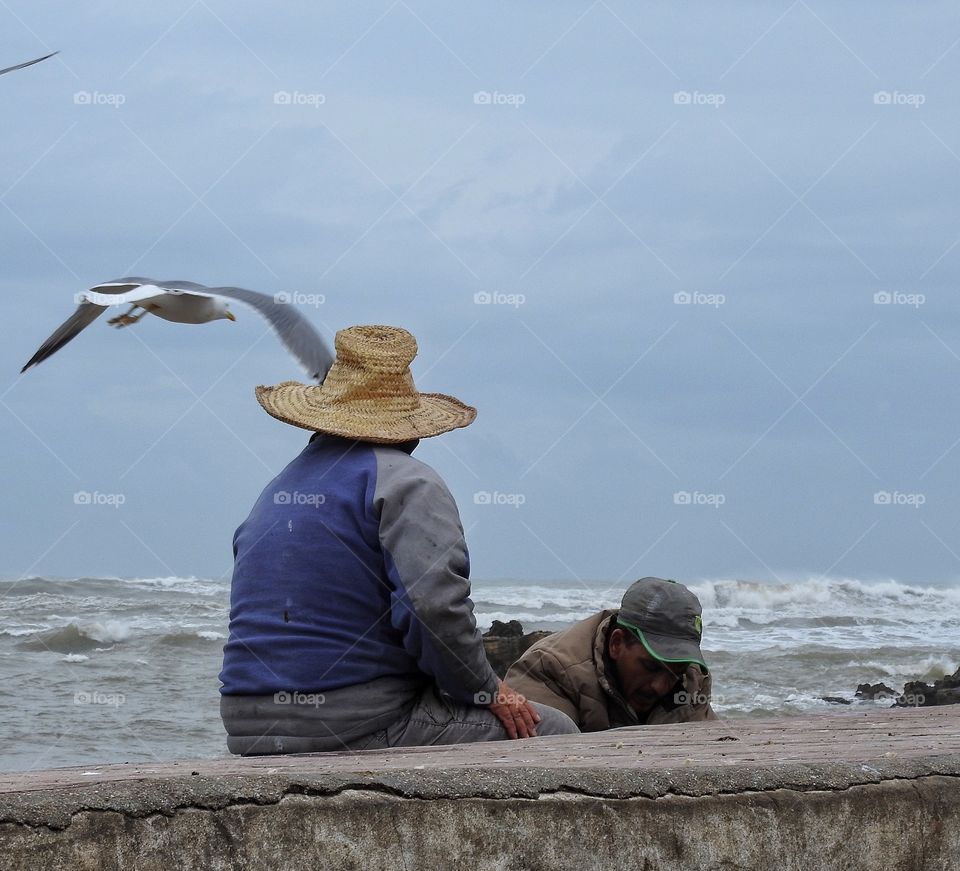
[616,577,708,672]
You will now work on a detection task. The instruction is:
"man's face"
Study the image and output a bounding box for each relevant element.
[607,627,682,714]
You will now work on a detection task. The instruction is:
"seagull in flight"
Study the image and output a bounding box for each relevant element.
[0,51,58,77]
[21,277,334,381]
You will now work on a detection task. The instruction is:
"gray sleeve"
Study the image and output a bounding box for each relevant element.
[373,448,499,705]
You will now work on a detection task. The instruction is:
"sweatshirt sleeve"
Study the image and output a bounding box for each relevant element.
[373,449,499,705]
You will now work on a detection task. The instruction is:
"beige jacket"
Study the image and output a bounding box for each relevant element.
[504,609,717,731]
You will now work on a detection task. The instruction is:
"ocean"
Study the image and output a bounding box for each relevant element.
[1,574,957,772]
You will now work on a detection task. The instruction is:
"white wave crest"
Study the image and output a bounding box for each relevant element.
[688,576,960,614]
[83,620,134,644]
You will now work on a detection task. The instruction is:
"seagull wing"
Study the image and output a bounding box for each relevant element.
[203,285,334,382]
[20,281,144,373]
[79,281,199,306]
[0,51,59,77]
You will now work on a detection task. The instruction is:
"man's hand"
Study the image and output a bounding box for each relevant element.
[488,680,542,739]
[680,664,711,710]
[646,664,718,724]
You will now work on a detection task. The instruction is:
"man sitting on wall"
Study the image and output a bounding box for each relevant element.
[219,325,579,754]
[504,577,718,731]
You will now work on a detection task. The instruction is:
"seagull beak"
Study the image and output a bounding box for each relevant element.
[225,311,236,322]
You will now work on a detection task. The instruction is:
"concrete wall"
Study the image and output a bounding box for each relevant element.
[1,778,959,870]
[1,707,958,870]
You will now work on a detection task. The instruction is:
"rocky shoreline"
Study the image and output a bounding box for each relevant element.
[483,619,960,708]
[901,668,960,706]
[838,668,960,708]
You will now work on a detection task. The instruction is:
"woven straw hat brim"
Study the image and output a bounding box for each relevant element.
[255,381,477,443]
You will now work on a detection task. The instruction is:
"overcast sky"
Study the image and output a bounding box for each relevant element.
[2,1,959,588]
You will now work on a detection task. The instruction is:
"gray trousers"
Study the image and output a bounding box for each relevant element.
[221,679,579,755]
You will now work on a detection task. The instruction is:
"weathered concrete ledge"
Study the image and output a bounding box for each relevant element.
[1,706,958,870]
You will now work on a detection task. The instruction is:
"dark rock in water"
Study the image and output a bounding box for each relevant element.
[850,666,960,708]
[855,682,898,701]
[899,665,960,707]
[482,621,553,677]
[486,620,525,638]
[820,696,852,705]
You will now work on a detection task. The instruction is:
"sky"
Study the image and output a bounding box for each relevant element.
[2,1,959,588]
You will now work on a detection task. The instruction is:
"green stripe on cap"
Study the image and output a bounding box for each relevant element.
[616,617,709,673]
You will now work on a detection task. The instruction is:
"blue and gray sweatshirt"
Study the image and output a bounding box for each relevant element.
[218,434,499,706]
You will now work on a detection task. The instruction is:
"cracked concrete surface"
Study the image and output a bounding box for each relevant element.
[0,706,958,870]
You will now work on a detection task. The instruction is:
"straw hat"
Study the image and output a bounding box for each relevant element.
[255,325,476,443]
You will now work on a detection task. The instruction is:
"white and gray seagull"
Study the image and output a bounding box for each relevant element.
[21,277,334,381]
